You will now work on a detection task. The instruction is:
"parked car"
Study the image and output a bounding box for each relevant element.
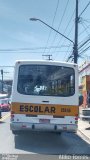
[0,98,10,112]
[0,107,2,119]
[80,108,90,124]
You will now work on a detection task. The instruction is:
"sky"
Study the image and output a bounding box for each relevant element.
[0,0,90,79]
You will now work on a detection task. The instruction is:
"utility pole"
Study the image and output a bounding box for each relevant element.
[1,69,3,93]
[73,0,79,64]
[0,70,9,93]
[42,54,52,60]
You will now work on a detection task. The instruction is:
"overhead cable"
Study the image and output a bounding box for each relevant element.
[49,0,70,50]
[0,45,69,52]
[79,24,90,37]
[79,37,90,49]
[43,0,59,54]
[79,1,90,17]
[79,45,90,55]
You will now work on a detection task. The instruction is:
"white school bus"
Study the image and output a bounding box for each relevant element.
[10,60,79,134]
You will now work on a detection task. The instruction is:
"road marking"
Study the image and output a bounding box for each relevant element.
[0,112,10,122]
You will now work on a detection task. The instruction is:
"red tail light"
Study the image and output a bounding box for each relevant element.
[11,111,15,120]
[75,116,78,121]
[75,114,78,121]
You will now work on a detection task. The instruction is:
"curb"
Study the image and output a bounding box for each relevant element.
[77,129,90,144]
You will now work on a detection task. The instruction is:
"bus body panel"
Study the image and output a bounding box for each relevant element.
[10,60,78,133]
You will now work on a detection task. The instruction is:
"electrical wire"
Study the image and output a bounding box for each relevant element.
[81,18,90,23]
[79,45,90,55]
[54,22,74,60]
[0,66,14,68]
[81,21,90,35]
[43,0,60,55]
[0,45,69,52]
[62,23,75,61]
[79,44,90,54]
[78,35,90,46]
[63,43,72,61]
[48,0,70,54]
[54,2,90,62]
[79,1,90,17]
[79,24,90,37]
[66,50,73,62]
[53,8,75,60]
[63,0,90,62]
[67,36,90,62]
[79,37,90,49]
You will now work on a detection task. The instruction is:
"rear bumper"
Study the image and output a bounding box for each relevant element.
[10,122,77,133]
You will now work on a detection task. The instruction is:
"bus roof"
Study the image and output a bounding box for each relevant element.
[15,60,78,67]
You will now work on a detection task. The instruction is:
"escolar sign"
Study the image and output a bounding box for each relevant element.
[20,105,56,113]
[11,102,78,116]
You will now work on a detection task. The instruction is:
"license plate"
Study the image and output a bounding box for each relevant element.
[39,119,50,123]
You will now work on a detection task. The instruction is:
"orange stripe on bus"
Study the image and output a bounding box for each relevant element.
[11,102,79,116]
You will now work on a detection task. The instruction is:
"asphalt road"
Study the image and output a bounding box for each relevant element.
[0,112,90,160]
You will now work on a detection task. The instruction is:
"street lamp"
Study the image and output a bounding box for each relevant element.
[30,17,78,63]
[30,18,74,44]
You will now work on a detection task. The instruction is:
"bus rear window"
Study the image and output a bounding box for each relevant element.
[17,64,75,97]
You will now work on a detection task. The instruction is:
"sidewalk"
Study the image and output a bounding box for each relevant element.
[78,118,90,143]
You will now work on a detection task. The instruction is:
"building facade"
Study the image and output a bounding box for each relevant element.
[79,61,90,108]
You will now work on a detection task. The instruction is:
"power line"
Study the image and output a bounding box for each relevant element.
[43,0,59,54]
[63,43,72,61]
[66,37,90,62]
[54,23,74,60]
[48,0,70,54]
[53,8,75,60]
[79,24,90,37]
[80,21,90,36]
[80,18,90,24]
[0,50,71,54]
[79,1,90,17]
[78,37,90,50]
[0,66,14,68]
[64,0,87,63]
[66,50,73,62]
[62,24,75,61]
[78,35,90,46]
[79,45,90,55]
[0,46,69,52]
[82,21,90,34]
[66,38,90,62]
[79,42,90,53]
